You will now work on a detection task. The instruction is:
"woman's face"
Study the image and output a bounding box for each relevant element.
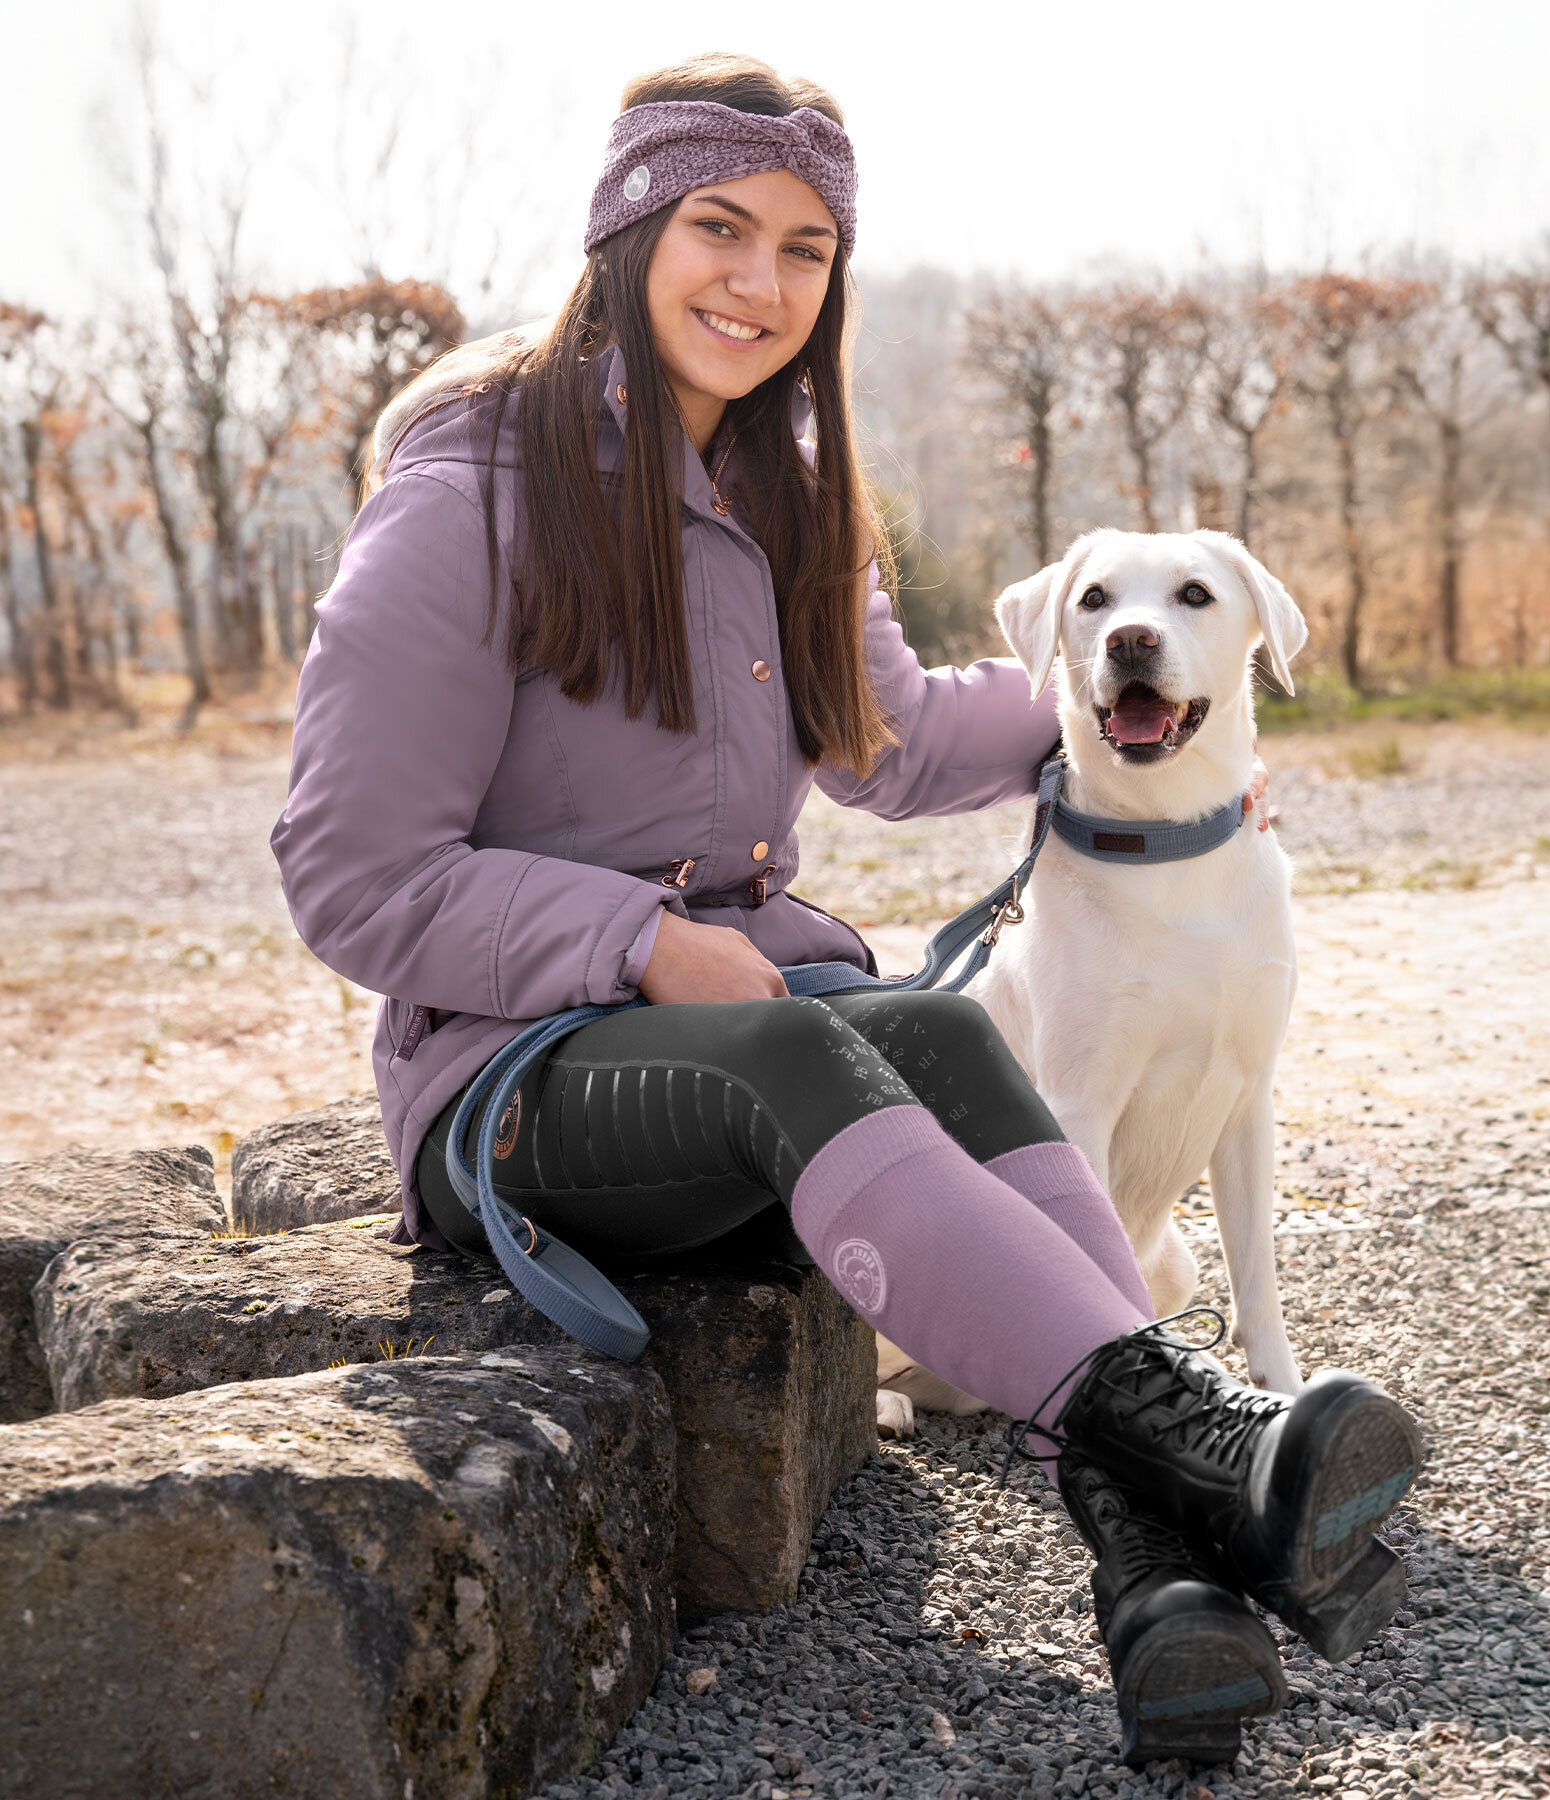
[644,168,839,449]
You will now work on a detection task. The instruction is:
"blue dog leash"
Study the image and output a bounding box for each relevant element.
[443,753,1247,1360]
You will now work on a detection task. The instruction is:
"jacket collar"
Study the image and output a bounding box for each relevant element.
[593,342,813,533]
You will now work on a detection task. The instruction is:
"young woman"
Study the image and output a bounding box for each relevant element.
[272,53,1422,1767]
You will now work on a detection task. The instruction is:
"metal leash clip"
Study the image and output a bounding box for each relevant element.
[981,893,1026,947]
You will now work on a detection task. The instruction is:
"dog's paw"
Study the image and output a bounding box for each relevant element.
[876,1387,915,1439]
[1243,1341,1304,1394]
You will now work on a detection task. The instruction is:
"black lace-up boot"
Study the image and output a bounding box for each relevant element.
[1058,1452,1287,1767]
[1050,1323,1422,1655]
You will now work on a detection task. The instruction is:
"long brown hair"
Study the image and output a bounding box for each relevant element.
[469,54,898,778]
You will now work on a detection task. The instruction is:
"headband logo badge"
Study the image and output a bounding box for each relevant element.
[623,164,651,202]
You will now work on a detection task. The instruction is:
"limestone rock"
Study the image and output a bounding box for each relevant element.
[0,1350,674,1800]
[230,1091,398,1232]
[0,1145,222,1422]
[38,1218,875,1615]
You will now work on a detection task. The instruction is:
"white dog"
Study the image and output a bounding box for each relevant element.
[877,529,1308,1435]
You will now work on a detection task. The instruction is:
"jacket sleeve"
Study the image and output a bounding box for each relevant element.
[815,571,1060,820]
[271,468,679,1021]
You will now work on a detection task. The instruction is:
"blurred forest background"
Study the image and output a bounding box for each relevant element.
[4,15,1550,736]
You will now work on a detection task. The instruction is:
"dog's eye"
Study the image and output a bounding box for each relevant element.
[1078,585,1106,611]
[1180,581,1215,607]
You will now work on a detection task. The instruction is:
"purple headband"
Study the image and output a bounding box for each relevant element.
[584,99,857,259]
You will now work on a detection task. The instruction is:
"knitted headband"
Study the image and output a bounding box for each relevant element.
[583,99,857,260]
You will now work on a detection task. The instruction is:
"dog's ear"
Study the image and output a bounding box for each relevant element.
[995,537,1097,695]
[1197,532,1309,695]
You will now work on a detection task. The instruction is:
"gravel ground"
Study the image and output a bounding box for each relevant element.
[532,875,1550,1800]
[3,721,1549,1797]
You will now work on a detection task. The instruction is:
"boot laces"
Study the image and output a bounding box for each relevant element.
[1087,1476,1213,1587]
[999,1306,1228,1487]
[1142,1365,1283,1469]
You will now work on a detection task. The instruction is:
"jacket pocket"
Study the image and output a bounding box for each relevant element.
[390,1002,431,1063]
[785,890,879,977]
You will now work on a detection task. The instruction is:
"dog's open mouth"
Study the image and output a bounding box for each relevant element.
[1095,685,1209,761]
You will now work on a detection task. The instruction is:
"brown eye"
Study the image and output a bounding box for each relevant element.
[1078,585,1106,610]
[1181,581,1215,607]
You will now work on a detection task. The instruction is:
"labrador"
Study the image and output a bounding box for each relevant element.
[877,529,1309,1436]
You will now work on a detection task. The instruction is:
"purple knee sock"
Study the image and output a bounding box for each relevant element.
[985,1142,1156,1321]
[790,1107,1145,1428]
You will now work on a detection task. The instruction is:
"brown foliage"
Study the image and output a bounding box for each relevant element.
[270,278,465,505]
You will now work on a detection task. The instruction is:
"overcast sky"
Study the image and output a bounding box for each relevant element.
[3,0,1548,322]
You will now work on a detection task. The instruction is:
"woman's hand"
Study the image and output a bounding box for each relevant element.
[1243,754,1271,831]
[638,909,790,1004]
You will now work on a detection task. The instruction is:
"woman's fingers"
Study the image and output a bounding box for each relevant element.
[639,911,789,1003]
[1243,755,1271,832]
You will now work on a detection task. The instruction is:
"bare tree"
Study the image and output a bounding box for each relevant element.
[0,303,48,708]
[1470,257,1550,537]
[1391,283,1501,666]
[962,290,1075,567]
[1284,275,1423,689]
[0,310,73,709]
[133,13,304,673]
[1078,287,1207,532]
[1198,283,1292,552]
[96,318,211,724]
[0,479,31,711]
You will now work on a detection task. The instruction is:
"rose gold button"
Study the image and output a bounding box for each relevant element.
[751,841,770,861]
[751,659,771,681]
[616,383,627,404]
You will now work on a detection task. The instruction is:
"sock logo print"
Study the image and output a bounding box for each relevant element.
[833,1238,887,1314]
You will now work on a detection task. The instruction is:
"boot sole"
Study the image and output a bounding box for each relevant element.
[1117,1608,1286,1767]
[1276,1537,1408,1663]
[1263,1373,1423,1606]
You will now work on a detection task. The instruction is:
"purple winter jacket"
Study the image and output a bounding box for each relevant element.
[271,342,1059,1246]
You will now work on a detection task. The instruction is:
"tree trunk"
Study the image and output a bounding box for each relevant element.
[1,512,36,710]
[272,531,296,662]
[121,586,143,664]
[236,535,264,668]
[1029,404,1052,566]
[1436,416,1463,668]
[139,418,211,718]
[1335,423,1367,692]
[1237,429,1259,552]
[1123,415,1159,532]
[68,554,94,680]
[20,420,70,709]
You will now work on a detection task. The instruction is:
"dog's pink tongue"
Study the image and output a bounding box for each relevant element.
[1107,692,1179,745]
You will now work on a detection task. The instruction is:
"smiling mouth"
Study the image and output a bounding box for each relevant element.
[694,308,770,344]
[1095,685,1209,761]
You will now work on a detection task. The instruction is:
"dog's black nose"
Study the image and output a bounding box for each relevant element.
[1106,624,1160,669]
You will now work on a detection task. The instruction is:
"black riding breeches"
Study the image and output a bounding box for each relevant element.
[416,987,1064,1260]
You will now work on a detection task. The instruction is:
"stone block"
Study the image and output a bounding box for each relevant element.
[230,1092,398,1232]
[0,1350,674,1800]
[617,1259,876,1618]
[0,1145,222,1422]
[38,1217,875,1616]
